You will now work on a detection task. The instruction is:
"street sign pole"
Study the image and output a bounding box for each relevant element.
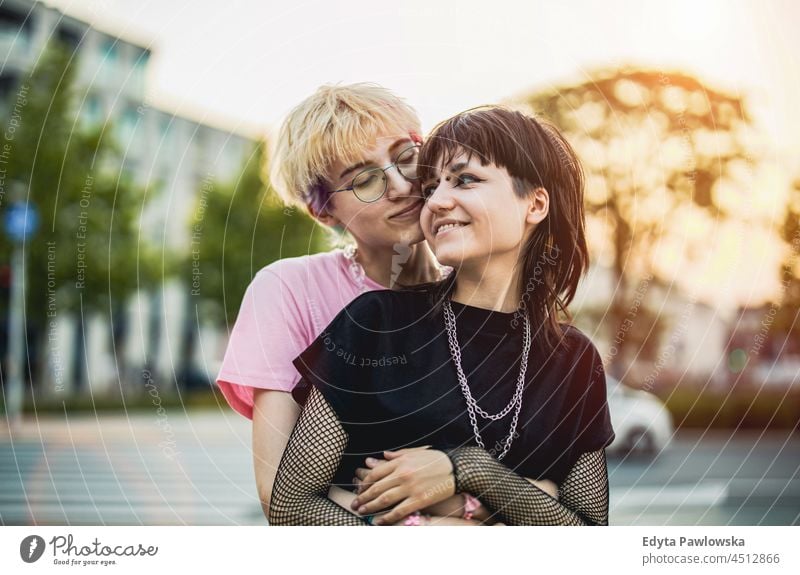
[3,193,39,431]
[6,244,25,429]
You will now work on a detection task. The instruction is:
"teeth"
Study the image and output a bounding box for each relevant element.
[436,222,465,235]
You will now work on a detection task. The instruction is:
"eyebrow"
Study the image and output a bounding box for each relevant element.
[338,137,415,180]
[448,161,469,174]
[424,161,471,183]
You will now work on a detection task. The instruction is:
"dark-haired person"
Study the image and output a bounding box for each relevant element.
[268,106,615,526]
[217,84,553,525]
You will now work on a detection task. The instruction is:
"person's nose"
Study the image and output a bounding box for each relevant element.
[423,181,455,213]
[384,165,414,201]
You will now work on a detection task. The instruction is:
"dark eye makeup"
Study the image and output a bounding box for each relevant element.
[422,172,484,199]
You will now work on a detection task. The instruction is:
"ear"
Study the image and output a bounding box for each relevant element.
[525,187,549,225]
[307,203,342,228]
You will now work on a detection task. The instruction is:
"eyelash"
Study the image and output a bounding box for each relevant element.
[456,174,481,186]
[422,173,483,198]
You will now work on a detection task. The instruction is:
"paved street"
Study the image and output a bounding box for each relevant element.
[1,410,798,525]
[608,429,800,525]
[0,409,262,525]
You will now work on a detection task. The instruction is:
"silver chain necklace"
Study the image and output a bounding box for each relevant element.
[343,244,367,294]
[443,299,531,460]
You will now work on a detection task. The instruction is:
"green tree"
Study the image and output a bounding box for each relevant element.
[774,178,800,344]
[522,68,761,378]
[0,41,150,393]
[178,139,324,386]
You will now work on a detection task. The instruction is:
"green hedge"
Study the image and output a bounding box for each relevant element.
[5,384,799,429]
[658,386,800,430]
[0,387,227,415]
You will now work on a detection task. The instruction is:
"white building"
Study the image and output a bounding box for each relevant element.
[572,262,732,388]
[1,0,257,396]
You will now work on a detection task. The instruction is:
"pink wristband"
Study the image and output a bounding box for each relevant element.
[462,493,481,520]
[402,511,424,526]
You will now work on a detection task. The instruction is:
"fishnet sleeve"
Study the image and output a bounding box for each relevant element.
[268,383,369,526]
[447,446,610,526]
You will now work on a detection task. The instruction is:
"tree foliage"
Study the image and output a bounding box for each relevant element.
[0,42,149,330]
[523,68,760,375]
[186,139,326,328]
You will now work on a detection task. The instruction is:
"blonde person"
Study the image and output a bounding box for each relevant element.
[269,106,615,526]
[216,85,558,524]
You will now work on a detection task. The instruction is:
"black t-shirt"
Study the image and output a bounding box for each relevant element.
[292,289,615,487]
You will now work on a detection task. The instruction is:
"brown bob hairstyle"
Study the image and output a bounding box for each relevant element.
[415,106,589,353]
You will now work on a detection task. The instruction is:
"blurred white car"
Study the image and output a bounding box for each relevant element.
[605,376,673,456]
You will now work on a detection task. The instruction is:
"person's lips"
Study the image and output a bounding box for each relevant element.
[432,218,470,236]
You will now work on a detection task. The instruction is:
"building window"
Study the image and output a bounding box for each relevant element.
[99,37,119,81]
[118,105,141,149]
[131,47,149,92]
[57,26,82,53]
[0,5,32,52]
[81,93,103,127]
[0,5,32,34]
[0,73,20,105]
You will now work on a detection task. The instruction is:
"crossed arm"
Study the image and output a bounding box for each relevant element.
[445,445,610,525]
[253,386,481,523]
[267,385,369,525]
[267,383,611,526]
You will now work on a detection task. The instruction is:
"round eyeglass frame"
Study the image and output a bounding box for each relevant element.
[330,143,421,203]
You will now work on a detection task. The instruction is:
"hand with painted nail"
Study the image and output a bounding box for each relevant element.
[349,446,458,524]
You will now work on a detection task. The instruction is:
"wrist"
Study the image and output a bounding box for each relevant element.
[461,493,481,521]
[446,445,484,494]
[444,448,462,494]
[401,511,431,526]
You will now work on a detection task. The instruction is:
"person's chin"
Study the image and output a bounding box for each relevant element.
[432,244,469,268]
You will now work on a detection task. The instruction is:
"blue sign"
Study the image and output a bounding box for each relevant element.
[4,202,39,242]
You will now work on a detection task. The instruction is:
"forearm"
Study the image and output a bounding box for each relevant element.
[267,385,370,526]
[447,446,609,526]
[269,484,368,525]
[252,389,300,519]
[351,445,557,524]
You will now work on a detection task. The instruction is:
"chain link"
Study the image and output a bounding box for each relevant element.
[443,299,531,460]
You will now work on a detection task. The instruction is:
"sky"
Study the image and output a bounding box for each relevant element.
[41,0,800,309]
[45,0,800,152]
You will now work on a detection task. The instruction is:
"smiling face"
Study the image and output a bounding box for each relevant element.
[416,106,589,353]
[322,133,426,250]
[420,150,545,271]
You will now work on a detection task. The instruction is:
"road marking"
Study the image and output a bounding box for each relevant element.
[611,482,729,509]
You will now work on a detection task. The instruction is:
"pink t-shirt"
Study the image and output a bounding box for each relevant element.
[216,248,385,420]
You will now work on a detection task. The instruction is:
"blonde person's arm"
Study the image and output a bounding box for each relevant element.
[254,389,398,521]
[252,388,488,525]
[252,389,301,520]
[267,384,481,526]
[268,385,370,525]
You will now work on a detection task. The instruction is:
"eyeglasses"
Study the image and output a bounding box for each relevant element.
[331,143,421,203]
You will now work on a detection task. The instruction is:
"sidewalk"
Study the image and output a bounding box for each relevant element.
[0,409,263,525]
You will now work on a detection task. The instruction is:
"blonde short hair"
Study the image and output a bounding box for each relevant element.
[270,83,420,214]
